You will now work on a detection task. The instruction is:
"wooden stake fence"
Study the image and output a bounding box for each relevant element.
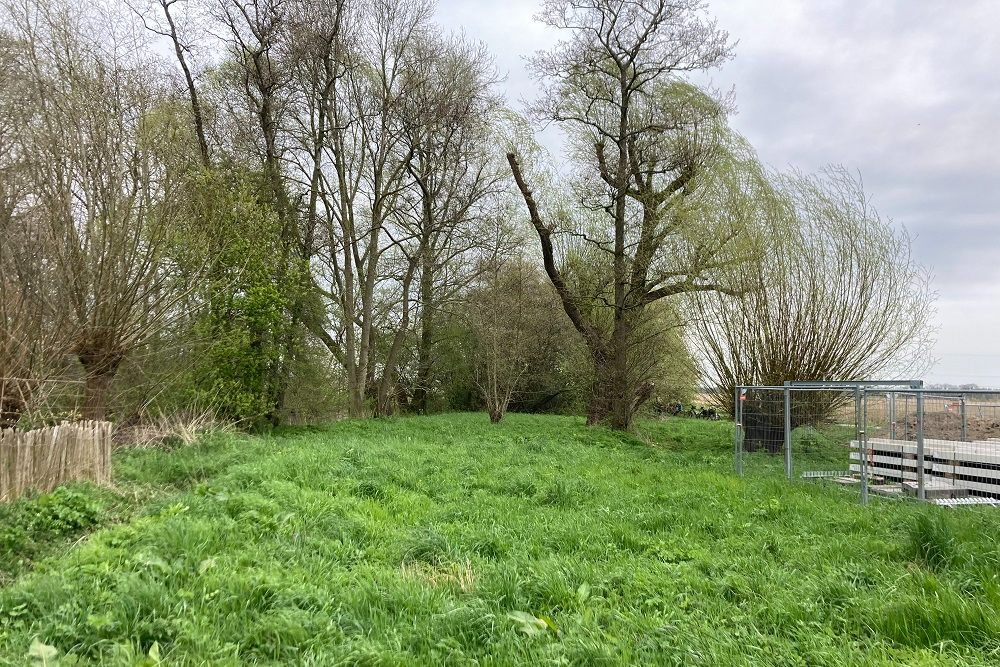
[0,421,112,502]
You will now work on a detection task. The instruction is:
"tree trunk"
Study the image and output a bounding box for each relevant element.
[587,374,634,430]
[609,390,633,431]
[82,369,115,421]
[78,348,122,422]
[374,261,417,418]
[608,318,633,431]
[374,375,396,417]
[160,0,209,167]
[586,321,636,431]
[586,353,613,426]
[742,399,786,453]
[412,260,434,414]
[348,380,364,419]
[372,340,397,418]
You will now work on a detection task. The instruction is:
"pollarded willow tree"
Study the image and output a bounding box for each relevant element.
[5,0,199,420]
[692,167,935,450]
[507,0,766,430]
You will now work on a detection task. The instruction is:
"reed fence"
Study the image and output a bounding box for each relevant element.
[0,421,112,502]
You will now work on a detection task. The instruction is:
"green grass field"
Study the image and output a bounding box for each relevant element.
[2,414,1000,666]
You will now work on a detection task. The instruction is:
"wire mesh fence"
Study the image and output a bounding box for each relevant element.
[734,380,1000,505]
[735,385,864,488]
[859,390,1000,505]
[734,382,1000,506]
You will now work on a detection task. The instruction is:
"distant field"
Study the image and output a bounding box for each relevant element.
[2,414,999,665]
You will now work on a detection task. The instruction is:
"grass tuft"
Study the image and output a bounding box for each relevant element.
[401,528,459,566]
[906,512,957,570]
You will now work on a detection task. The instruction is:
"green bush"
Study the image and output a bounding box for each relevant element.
[30,486,103,535]
[182,168,306,427]
[0,485,105,581]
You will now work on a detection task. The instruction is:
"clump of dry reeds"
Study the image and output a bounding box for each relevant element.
[114,408,233,449]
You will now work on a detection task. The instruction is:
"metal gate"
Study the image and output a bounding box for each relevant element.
[735,381,923,504]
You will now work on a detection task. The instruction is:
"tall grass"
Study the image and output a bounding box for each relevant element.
[907,512,957,570]
[1,414,999,665]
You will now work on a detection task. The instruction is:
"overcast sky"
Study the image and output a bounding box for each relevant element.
[437,0,1000,385]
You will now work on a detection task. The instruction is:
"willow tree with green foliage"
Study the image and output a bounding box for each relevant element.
[692,167,935,449]
[507,0,763,430]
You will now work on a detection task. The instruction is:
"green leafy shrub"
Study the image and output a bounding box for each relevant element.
[0,485,105,582]
[178,168,308,428]
[29,486,103,535]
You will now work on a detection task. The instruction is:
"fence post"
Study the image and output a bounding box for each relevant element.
[783,387,792,480]
[853,386,861,494]
[736,387,749,477]
[903,395,910,440]
[960,394,967,442]
[735,386,744,477]
[888,392,896,440]
[916,392,926,501]
[853,386,861,444]
[860,390,869,505]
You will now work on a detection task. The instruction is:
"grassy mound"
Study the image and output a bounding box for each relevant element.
[1,414,999,665]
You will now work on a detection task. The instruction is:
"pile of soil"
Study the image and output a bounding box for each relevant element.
[896,411,1000,441]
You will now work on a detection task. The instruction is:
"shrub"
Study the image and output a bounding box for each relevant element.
[29,486,103,535]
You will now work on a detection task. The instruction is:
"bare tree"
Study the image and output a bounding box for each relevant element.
[693,167,935,449]
[0,216,67,427]
[466,258,535,423]
[0,218,66,428]
[306,0,434,418]
[507,0,755,430]
[129,0,212,166]
[0,25,61,426]
[214,0,288,176]
[284,0,347,264]
[395,33,507,413]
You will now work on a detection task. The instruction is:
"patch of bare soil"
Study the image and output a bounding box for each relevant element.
[897,412,1000,441]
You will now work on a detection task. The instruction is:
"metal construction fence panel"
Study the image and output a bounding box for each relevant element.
[731,382,1000,506]
[859,390,1000,505]
[735,385,864,499]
